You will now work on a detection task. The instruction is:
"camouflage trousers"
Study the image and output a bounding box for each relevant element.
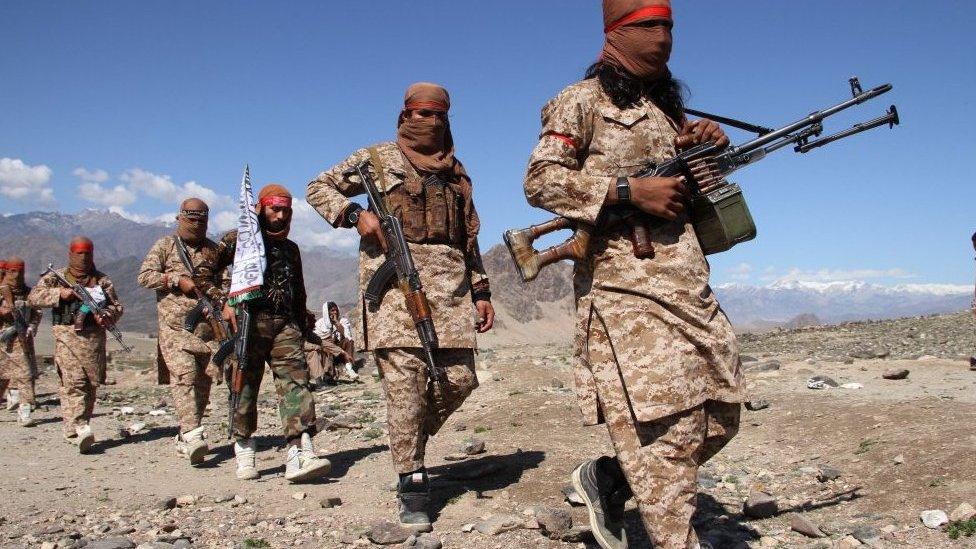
[234,315,316,441]
[588,319,740,549]
[374,347,478,474]
[1,341,36,406]
[158,324,216,433]
[53,326,106,436]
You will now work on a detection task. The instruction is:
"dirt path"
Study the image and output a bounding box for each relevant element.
[1,343,975,548]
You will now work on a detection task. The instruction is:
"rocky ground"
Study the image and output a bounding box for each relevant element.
[2,312,976,548]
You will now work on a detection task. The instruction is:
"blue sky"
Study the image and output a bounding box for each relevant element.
[1,1,973,287]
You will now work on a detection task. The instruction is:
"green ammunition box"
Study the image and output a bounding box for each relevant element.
[691,183,757,255]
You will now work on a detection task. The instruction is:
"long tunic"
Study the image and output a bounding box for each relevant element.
[306,141,489,351]
[523,79,745,425]
[0,284,41,380]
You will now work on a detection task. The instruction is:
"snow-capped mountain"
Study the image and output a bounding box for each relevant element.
[715,280,973,328]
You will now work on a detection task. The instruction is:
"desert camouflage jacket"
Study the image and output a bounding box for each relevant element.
[28,268,123,330]
[306,141,489,350]
[524,78,745,425]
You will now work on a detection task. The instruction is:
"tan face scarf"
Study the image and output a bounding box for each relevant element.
[396,82,457,175]
[601,0,673,81]
[68,237,97,286]
[177,198,210,244]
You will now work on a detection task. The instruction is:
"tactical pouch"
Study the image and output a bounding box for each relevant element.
[691,183,757,255]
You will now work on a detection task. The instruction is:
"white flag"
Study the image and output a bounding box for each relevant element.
[228,165,266,305]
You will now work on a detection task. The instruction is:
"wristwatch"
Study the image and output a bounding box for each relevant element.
[616,176,632,203]
[344,203,364,226]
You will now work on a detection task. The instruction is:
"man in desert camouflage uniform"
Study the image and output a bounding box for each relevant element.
[0,258,14,409]
[307,82,495,527]
[138,198,226,465]
[522,2,745,548]
[0,257,42,426]
[218,184,331,483]
[29,237,124,453]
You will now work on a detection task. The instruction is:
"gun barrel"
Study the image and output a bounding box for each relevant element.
[795,105,899,153]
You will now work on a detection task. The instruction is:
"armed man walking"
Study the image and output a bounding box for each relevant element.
[138,198,226,465]
[307,82,495,528]
[218,184,331,483]
[0,257,42,426]
[522,2,745,548]
[29,237,125,453]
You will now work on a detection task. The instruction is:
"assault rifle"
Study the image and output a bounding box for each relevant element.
[223,302,251,438]
[504,76,900,282]
[174,236,233,349]
[43,264,132,352]
[0,285,38,379]
[343,159,443,384]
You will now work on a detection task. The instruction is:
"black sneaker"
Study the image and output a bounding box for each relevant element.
[571,458,628,549]
[398,469,432,528]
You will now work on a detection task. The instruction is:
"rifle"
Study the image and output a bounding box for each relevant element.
[43,264,132,352]
[223,302,251,439]
[343,157,443,384]
[173,236,233,347]
[505,76,900,282]
[0,285,37,379]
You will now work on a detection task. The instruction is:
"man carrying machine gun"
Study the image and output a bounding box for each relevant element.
[29,237,124,454]
[138,198,228,466]
[0,256,42,427]
[307,82,494,527]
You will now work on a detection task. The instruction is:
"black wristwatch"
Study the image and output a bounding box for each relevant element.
[616,176,632,204]
[344,203,364,226]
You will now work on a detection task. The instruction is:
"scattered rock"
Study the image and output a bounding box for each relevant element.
[148,410,167,417]
[474,514,523,535]
[882,368,909,380]
[174,495,197,507]
[367,521,412,545]
[745,399,770,411]
[561,484,585,506]
[461,523,475,533]
[558,527,594,543]
[319,497,342,509]
[535,507,573,538]
[212,493,235,504]
[850,524,881,545]
[790,513,823,538]
[807,375,839,390]
[461,438,486,455]
[86,538,136,549]
[892,454,904,465]
[840,382,863,389]
[156,497,177,511]
[412,533,442,549]
[328,414,363,430]
[816,465,842,482]
[292,492,306,500]
[950,502,976,522]
[920,509,948,529]
[743,491,778,519]
[233,494,247,505]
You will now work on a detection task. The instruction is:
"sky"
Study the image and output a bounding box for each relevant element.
[1,1,974,288]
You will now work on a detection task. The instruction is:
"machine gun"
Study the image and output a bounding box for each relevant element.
[0,285,38,379]
[43,264,132,352]
[343,156,443,384]
[504,76,900,282]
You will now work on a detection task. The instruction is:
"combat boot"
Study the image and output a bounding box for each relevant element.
[176,426,209,465]
[397,468,432,528]
[284,432,331,483]
[17,403,35,427]
[6,389,20,411]
[76,424,95,454]
[234,438,259,480]
[344,362,359,381]
[571,456,630,549]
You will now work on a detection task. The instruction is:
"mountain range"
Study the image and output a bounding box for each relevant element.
[1,210,970,336]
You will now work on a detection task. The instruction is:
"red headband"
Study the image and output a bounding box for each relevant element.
[5,261,24,271]
[70,241,94,253]
[259,195,292,208]
[405,101,449,112]
[0,262,6,269]
[605,6,672,33]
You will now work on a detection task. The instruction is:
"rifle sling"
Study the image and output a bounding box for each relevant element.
[367,147,391,213]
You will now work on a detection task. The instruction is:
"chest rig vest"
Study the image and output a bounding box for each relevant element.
[256,239,302,319]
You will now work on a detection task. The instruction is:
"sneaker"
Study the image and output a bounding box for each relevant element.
[76,424,95,454]
[571,458,629,549]
[176,426,209,465]
[344,362,359,381]
[6,389,20,411]
[284,432,331,483]
[397,469,432,528]
[234,438,260,480]
[17,403,35,427]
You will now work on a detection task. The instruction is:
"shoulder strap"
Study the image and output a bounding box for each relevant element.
[367,146,392,213]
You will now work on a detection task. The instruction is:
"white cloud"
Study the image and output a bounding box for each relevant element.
[289,199,359,251]
[120,168,231,209]
[107,206,173,225]
[0,157,55,206]
[72,167,109,183]
[79,182,136,207]
[770,267,914,284]
[727,262,752,281]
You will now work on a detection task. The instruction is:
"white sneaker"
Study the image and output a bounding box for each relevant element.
[284,432,331,483]
[6,389,20,411]
[344,362,359,380]
[76,424,95,454]
[17,403,35,427]
[176,426,209,465]
[234,438,259,480]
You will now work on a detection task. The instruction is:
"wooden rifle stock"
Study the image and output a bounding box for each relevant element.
[503,218,592,283]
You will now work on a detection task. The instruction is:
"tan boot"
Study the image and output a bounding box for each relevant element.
[285,432,331,483]
[76,424,95,454]
[234,438,259,480]
[17,403,35,427]
[6,389,20,411]
[176,426,209,465]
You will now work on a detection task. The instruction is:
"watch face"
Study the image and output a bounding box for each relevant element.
[348,210,360,224]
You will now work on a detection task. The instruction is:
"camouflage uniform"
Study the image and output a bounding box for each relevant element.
[28,268,123,436]
[0,284,41,406]
[137,235,225,433]
[524,78,746,548]
[219,231,316,440]
[307,141,488,473]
